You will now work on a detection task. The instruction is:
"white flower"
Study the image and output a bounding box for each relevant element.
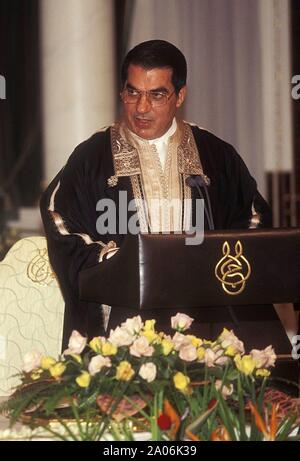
[203,348,229,367]
[172,332,192,351]
[22,350,42,373]
[203,348,216,367]
[215,354,230,366]
[109,326,135,347]
[250,345,276,368]
[219,328,245,355]
[88,355,111,376]
[171,313,194,331]
[179,344,197,362]
[121,316,143,335]
[215,379,233,399]
[130,336,154,357]
[63,330,87,355]
[139,362,157,383]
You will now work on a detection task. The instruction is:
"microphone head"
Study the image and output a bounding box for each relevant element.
[186,175,211,188]
[194,176,206,187]
[196,175,211,187]
[185,176,196,187]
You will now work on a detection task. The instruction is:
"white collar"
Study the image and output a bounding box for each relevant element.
[125,118,177,169]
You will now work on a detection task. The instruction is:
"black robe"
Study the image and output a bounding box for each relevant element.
[40,124,273,350]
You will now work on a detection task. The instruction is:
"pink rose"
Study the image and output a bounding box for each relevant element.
[250,345,276,368]
[171,313,194,331]
[88,355,111,376]
[22,350,42,373]
[64,330,87,355]
[121,316,143,335]
[179,344,197,362]
[109,326,135,347]
[130,336,154,357]
[172,332,192,351]
[219,328,245,355]
[139,363,157,383]
[215,379,233,399]
[204,348,228,367]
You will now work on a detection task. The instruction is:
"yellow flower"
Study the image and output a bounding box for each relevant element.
[49,362,66,378]
[102,342,118,356]
[68,353,82,364]
[173,372,190,391]
[161,339,174,356]
[255,368,270,377]
[225,345,236,357]
[116,361,135,381]
[141,329,161,344]
[41,356,56,370]
[144,319,156,331]
[141,320,161,343]
[76,371,91,388]
[219,327,230,338]
[187,335,203,348]
[234,354,256,375]
[30,369,43,380]
[197,347,206,360]
[89,337,102,353]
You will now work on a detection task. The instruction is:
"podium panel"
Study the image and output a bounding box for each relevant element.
[79,229,300,382]
[80,229,300,309]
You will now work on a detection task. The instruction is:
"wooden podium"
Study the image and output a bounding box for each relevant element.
[79,228,300,381]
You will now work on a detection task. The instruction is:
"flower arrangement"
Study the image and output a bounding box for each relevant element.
[1,313,300,441]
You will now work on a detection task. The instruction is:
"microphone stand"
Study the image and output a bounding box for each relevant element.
[186,175,239,326]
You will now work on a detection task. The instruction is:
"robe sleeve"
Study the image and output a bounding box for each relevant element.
[190,126,272,230]
[222,146,272,229]
[40,139,109,346]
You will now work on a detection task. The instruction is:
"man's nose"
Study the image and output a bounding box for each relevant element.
[136,93,151,113]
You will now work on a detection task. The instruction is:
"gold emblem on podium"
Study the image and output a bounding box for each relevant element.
[215,241,251,295]
[27,249,55,285]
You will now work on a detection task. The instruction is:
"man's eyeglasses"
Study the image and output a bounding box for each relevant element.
[121,87,175,107]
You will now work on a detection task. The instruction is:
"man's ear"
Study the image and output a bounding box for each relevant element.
[176,86,187,108]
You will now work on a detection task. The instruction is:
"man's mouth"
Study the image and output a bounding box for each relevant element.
[134,117,153,128]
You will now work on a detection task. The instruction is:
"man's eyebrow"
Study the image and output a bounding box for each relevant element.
[125,83,169,93]
[125,83,137,90]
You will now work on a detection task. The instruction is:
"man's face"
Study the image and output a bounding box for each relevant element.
[121,64,186,140]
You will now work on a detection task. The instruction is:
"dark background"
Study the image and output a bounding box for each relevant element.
[292,0,300,221]
[0,0,42,210]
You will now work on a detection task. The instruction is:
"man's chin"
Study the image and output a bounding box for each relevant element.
[132,125,156,140]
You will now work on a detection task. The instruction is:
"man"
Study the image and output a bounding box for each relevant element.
[40,40,272,349]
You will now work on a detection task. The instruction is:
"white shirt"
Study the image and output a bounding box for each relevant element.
[149,118,177,169]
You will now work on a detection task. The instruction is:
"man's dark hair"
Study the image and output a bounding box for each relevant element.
[121,40,187,94]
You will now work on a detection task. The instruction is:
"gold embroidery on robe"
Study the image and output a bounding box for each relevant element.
[110,120,205,233]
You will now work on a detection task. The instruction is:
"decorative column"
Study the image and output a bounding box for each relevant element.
[40,0,116,183]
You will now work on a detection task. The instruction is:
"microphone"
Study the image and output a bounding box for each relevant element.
[186,176,239,325]
[186,175,215,230]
